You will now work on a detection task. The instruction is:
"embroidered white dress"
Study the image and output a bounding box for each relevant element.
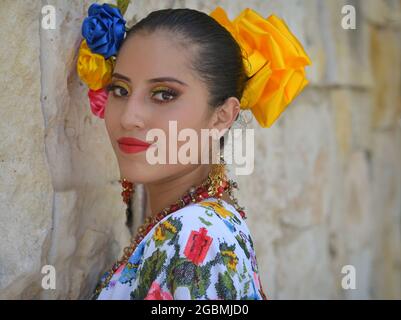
[93,197,267,300]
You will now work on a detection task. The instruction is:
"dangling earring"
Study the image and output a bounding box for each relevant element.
[212,155,247,220]
[207,154,227,199]
[119,178,135,228]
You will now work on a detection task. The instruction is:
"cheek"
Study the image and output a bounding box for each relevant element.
[175,97,211,130]
[105,94,119,116]
[173,102,214,155]
[104,97,119,137]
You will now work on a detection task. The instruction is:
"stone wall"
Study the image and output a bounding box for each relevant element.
[0,0,400,299]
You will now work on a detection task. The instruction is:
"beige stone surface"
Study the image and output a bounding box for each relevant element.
[0,0,400,299]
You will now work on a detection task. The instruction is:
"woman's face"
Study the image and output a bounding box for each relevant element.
[104,31,219,184]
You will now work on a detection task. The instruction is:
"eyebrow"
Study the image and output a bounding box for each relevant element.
[112,72,188,86]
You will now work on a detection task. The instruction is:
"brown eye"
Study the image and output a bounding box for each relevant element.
[106,85,129,97]
[151,87,178,104]
[105,80,131,98]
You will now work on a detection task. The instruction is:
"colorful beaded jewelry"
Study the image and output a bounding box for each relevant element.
[91,164,245,299]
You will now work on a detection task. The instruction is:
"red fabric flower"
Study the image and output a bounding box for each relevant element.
[88,88,108,118]
[144,281,173,300]
[184,227,213,265]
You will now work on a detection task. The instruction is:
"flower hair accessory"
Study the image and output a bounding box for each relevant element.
[210,6,312,128]
[81,3,127,59]
[77,2,129,118]
[77,3,312,127]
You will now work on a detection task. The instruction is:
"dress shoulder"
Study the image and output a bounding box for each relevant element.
[130,197,265,300]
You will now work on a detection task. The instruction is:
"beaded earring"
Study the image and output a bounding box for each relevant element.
[119,178,134,228]
[209,155,247,219]
[208,155,227,198]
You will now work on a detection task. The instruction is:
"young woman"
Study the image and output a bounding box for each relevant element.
[77,4,311,300]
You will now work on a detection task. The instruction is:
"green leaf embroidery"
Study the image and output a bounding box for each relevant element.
[205,210,214,217]
[243,280,250,295]
[235,234,250,259]
[215,271,237,299]
[131,248,167,299]
[199,216,212,226]
[166,257,212,299]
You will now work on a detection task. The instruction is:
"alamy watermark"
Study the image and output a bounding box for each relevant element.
[41,5,56,30]
[41,265,56,290]
[341,264,356,290]
[143,121,255,176]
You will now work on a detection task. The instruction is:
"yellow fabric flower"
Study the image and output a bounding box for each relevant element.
[210,7,312,128]
[77,40,114,90]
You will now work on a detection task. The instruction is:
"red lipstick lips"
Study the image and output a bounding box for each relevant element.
[117,137,151,154]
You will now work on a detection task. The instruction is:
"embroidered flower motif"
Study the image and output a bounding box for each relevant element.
[81,3,126,59]
[184,227,213,265]
[153,226,166,242]
[210,6,312,128]
[198,201,234,219]
[77,40,114,90]
[221,249,239,272]
[119,241,146,284]
[153,219,179,245]
[95,198,267,300]
[144,281,173,300]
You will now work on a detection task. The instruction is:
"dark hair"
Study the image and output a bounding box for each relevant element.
[121,8,249,123]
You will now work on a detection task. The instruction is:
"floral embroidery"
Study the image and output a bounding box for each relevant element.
[220,244,239,273]
[235,234,250,259]
[215,271,237,299]
[95,198,267,300]
[144,281,173,300]
[223,219,236,232]
[130,248,167,299]
[118,240,146,285]
[184,227,213,266]
[197,201,234,219]
[153,218,180,247]
[165,252,214,299]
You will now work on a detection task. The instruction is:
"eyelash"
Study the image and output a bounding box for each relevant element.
[105,84,127,97]
[151,87,179,104]
[105,84,179,104]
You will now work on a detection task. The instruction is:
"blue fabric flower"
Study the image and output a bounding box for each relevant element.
[82,3,126,59]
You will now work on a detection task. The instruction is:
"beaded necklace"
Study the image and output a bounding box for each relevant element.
[91,168,247,300]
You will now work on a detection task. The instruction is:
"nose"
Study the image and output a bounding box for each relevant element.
[120,94,145,130]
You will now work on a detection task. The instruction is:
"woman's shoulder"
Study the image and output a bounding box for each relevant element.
[136,197,264,299]
[152,197,253,245]
[141,196,259,276]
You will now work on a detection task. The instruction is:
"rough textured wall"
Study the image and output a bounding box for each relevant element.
[0,0,400,299]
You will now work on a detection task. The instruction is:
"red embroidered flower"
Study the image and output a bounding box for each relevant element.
[144,281,173,300]
[184,227,213,265]
[88,88,108,118]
